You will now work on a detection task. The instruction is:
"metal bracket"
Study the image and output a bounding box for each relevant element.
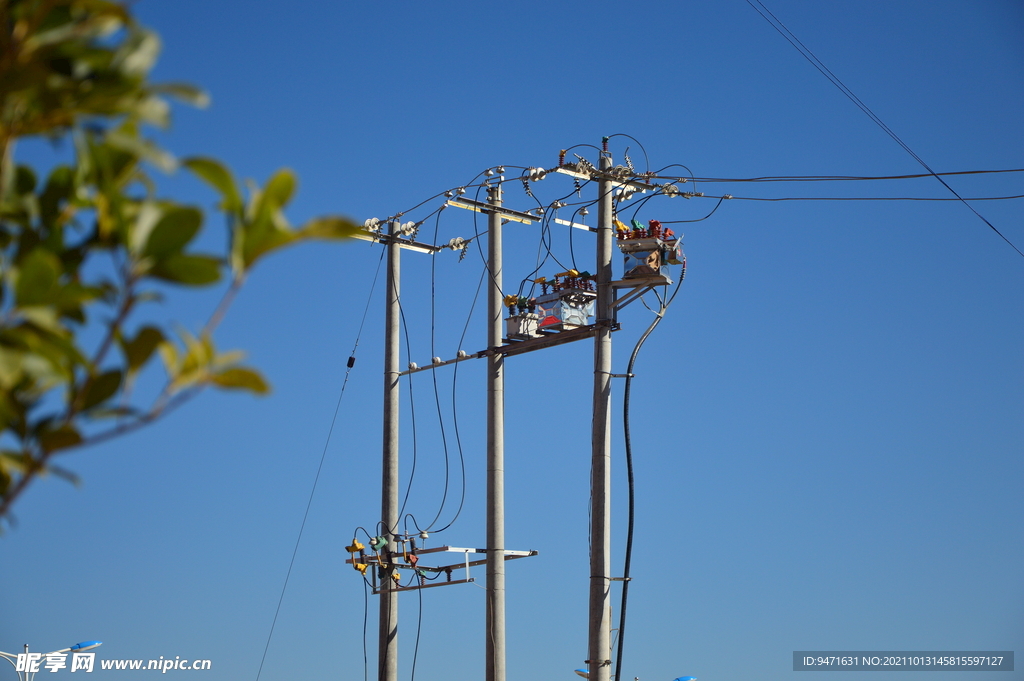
[351,231,443,254]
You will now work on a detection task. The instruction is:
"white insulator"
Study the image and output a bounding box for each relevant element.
[408,362,418,370]
[457,350,468,359]
[432,357,442,365]
[447,237,466,251]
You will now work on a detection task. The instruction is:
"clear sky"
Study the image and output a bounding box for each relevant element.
[3,1,1022,681]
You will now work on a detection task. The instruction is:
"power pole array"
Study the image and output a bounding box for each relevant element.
[347,140,686,681]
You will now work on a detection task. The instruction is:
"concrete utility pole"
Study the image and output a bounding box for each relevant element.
[485,183,507,681]
[380,219,401,681]
[589,151,614,681]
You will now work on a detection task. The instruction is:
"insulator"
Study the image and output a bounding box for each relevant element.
[457,350,468,359]
[408,362,418,370]
[432,357,442,365]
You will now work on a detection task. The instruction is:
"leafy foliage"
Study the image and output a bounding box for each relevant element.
[0,0,359,525]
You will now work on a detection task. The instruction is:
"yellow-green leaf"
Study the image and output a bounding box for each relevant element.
[183,157,242,214]
[210,367,269,394]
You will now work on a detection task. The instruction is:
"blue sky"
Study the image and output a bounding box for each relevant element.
[3,1,1022,681]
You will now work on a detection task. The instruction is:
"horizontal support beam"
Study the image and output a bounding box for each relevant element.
[352,231,443,254]
[447,198,541,224]
[373,578,474,594]
[554,166,656,192]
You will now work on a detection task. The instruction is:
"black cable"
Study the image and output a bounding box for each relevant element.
[254,249,385,681]
[607,134,651,174]
[411,583,424,681]
[744,0,1024,258]
[660,197,727,223]
[673,193,1024,202]
[396,297,419,528]
[613,312,663,681]
[647,167,1024,183]
[424,210,454,531]
[614,274,683,681]
[362,581,369,681]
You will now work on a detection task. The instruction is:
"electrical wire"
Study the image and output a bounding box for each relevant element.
[361,581,369,681]
[254,249,385,681]
[614,276,682,681]
[396,296,419,529]
[744,0,1024,258]
[410,584,424,681]
[423,210,455,532]
[646,167,1024,183]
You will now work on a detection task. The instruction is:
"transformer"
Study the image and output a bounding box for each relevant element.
[506,312,541,340]
[533,288,596,331]
[615,219,683,286]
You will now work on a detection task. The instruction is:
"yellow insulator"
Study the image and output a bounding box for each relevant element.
[554,269,579,278]
[614,219,630,233]
[354,563,368,575]
[503,294,519,308]
[346,539,365,553]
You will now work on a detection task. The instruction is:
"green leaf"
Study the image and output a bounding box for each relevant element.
[15,166,37,195]
[241,229,294,270]
[120,326,164,372]
[143,206,202,259]
[78,370,122,411]
[183,157,242,214]
[150,254,222,285]
[210,367,270,394]
[38,425,83,453]
[298,216,361,240]
[152,82,210,108]
[39,165,75,229]
[261,168,297,210]
[15,249,61,306]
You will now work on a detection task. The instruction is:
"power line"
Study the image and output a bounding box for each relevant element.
[254,249,385,681]
[648,167,1024,183]
[744,0,1024,258]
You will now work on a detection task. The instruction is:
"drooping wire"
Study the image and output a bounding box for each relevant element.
[660,197,727,224]
[361,581,369,681]
[744,0,1024,258]
[410,584,424,681]
[422,209,455,531]
[254,247,385,681]
[396,296,419,527]
[614,276,682,681]
[646,167,1024,183]
[607,133,651,175]
[434,266,487,534]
